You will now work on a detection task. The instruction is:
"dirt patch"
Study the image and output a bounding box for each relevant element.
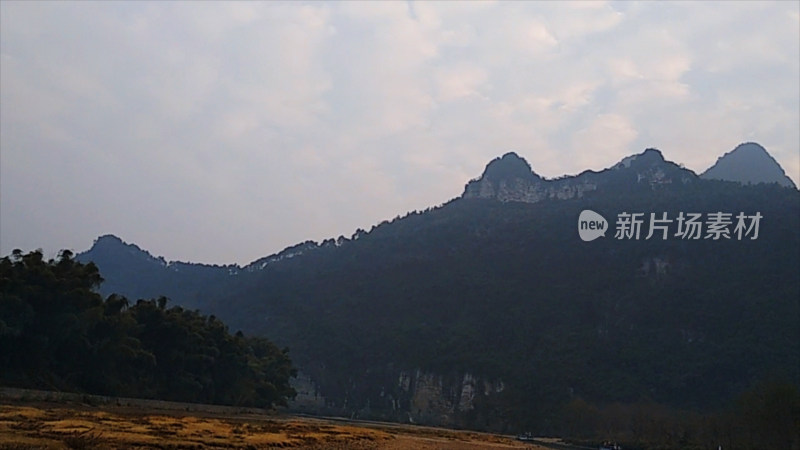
[0,402,546,449]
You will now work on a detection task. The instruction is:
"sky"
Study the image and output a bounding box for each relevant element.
[1,1,798,265]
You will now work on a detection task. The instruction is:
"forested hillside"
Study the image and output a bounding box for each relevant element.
[73,150,800,446]
[217,180,798,418]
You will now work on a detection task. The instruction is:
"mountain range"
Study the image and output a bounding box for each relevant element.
[75,143,799,433]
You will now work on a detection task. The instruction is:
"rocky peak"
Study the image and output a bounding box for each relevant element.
[462,147,696,204]
[480,152,541,183]
[630,148,664,166]
[613,148,673,171]
[610,147,697,187]
[700,142,796,189]
[462,152,549,202]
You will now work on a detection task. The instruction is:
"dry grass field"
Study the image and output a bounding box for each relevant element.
[0,403,548,449]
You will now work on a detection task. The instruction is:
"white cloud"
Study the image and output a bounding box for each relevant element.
[1,1,797,263]
[434,64,488,102]
[571,113,639,170]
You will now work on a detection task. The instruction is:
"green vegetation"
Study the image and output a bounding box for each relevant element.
[76,175,800,447]
[213,181,798,441]
[0,249,295,408]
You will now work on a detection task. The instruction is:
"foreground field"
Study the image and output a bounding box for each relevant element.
[0,403,546,449]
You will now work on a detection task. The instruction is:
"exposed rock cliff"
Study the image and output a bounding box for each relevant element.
[289,369,503,427]
[462,148,696,203]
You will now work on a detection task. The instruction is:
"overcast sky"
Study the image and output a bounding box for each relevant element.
[1,1,798,264]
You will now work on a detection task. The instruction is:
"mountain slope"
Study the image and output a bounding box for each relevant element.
[700,142,797,188]
[215,180,797,428]
[76,145,800,433]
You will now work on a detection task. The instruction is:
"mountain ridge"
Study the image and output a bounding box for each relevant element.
[75,142,797,315]
[72,143,800,433]
[462,147,699,203]
[78,143,795,271]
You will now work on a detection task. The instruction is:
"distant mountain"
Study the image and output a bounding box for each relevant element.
[76,235,239,310]
[75,145,800,435]
[77,235,325,311]
[700,142,796,188]
[463,148,697,202]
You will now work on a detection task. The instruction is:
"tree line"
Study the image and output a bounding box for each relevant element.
[0,249,295,408]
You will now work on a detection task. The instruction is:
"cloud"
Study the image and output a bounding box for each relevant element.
[1,1,797,263]
[571,114,639,170]
[434,64,488,102]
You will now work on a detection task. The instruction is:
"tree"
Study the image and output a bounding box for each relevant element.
[0,249,296,408]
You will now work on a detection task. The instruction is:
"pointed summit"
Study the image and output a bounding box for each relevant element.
[462,152,546,202]
[636,148,666,164]
[83,234,165,266]
[613,148,669,169]
[480,152,541,183]
[701,142,796,189]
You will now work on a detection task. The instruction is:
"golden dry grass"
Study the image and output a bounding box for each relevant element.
[0,403,545,449]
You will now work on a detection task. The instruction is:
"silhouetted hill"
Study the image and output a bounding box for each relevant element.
[75,144,799,434]
[701,142,796,188]
[76,235,238,311]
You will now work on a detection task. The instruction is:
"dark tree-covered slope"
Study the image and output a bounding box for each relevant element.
[0,250,296,408]
[75,147,799,434]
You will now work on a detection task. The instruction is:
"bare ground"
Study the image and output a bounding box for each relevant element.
[0,402,548,449]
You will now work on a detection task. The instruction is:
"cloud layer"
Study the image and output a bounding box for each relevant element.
[2,1,798,263]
